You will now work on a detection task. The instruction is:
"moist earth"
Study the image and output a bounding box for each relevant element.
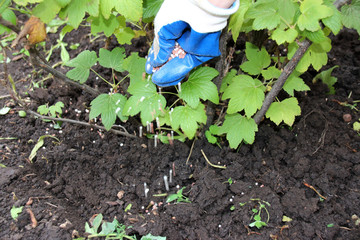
[0,26,360,240]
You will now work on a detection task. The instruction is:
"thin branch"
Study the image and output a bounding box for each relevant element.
[27,109,136,138]
[254,39,311,124]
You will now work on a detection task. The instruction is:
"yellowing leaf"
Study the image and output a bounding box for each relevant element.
[266,97,301,126]
[12,16,47,48]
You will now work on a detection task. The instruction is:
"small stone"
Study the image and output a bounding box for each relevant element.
[117,190,125,200]
[343,114,352,122]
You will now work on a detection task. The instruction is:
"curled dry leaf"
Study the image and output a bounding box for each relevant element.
[11,16,46,48]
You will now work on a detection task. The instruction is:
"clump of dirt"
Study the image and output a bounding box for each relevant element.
[0,27,359,240]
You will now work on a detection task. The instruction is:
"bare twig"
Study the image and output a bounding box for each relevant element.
[27,109,136,138]
[201,149,226,169]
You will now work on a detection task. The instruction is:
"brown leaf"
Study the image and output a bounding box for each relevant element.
[11,16,46,48]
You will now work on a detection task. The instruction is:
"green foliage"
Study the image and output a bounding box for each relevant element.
[240,42,271,75]
[89,93,128,130]
[65,50,98,83]
[166,187,191,204]
[341,0,360,35]
[11,206,23,220]
[84,213,136,239]
[98,47,126,72]
[0,107,11,115]
[266,98,301,126]
[37,101,64,118]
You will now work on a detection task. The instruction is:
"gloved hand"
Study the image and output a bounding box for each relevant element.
[145,0,239,87]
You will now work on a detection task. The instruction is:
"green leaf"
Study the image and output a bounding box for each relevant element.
[222,75,265,117]
[32,0,62,24]
[240,42,271,75]
[99,221,116,235]
[261,66,281,80]
[89,13,121,37]
[271,27,298,45]
[341,0,360,35]
[89,93,128,130]
[98,47,126,72]
[245,0,281,30]
[220,69,237,93]
[37,105,49,115]
[143,0,164,22]
[29,135,60,162]
[123,52,146,82]
[65,50,98,83]
[171,104,207,139]
[141,233,167,240]
[114,16,135,44]
[296,39,331,73]
[0,9,16,35]
[180,67,219,108]
[353,121,360,132]
[212,113,258,148]
[116,0,143,22]
[59,0,99,28]
[166,193,180,203]
[49,101,64,116]
[124,80,166,125]
[283,73,310,96]
[11,206,23,220]
[313,65,338,94]
[0,107,11,115]
[297,0,333,32]
[282,215,293,222]
[205,129,217,144]
[266,97,301,126]
[60,44,70,63]
[13,0,42,6]
[92,214,103,233]
[228,0,251,41]
[323,0,342,35]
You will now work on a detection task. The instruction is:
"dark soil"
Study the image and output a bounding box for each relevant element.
[1,24,360,240]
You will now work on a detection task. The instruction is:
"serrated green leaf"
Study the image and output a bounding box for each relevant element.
[123,52,146,82]
[228,0,251,41]
[266,97,301,126]
[89,13,121,37]
[92,214,103,233]
[37,105,49,115]
[245,0,280,30]
[271,27,298,45]
[341,0,360,35]
[240,42,271,75]
[0,0,10,13]
[89,93,128,130]
[65,50,98,83]
[261,66,281,80]
[116,0,143,22]
[205,130,217,144]
[213,113,258,148]
[49,101,64,116]
[180,67,219,108]
[171,104,206,139]
[98,47,126,72]
[283,73,310,96]
[322,0,342,35]
[301,29,328,43]
[32,0,62,24]
[222,75,265,117]
[143,0,164,22]
[220,69,237,93]
[11,206,23,220]
[55,0,70,7]
[297,0,333,32]
[114,16,135,44]
[60,44,70,63]
[296,39,331,73]
[59,0,99,28]
[313,65,338,94]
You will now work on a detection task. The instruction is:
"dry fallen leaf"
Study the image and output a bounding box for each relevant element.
[11,16,46,48]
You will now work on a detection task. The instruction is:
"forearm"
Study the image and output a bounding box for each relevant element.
[207,0,236,8]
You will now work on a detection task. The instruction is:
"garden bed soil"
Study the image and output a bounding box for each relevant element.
[0,25,360,240]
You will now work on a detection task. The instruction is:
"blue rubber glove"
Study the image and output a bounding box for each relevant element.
[145,0,239,87]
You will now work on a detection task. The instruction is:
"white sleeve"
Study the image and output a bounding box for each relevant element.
[154,0,240,34]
